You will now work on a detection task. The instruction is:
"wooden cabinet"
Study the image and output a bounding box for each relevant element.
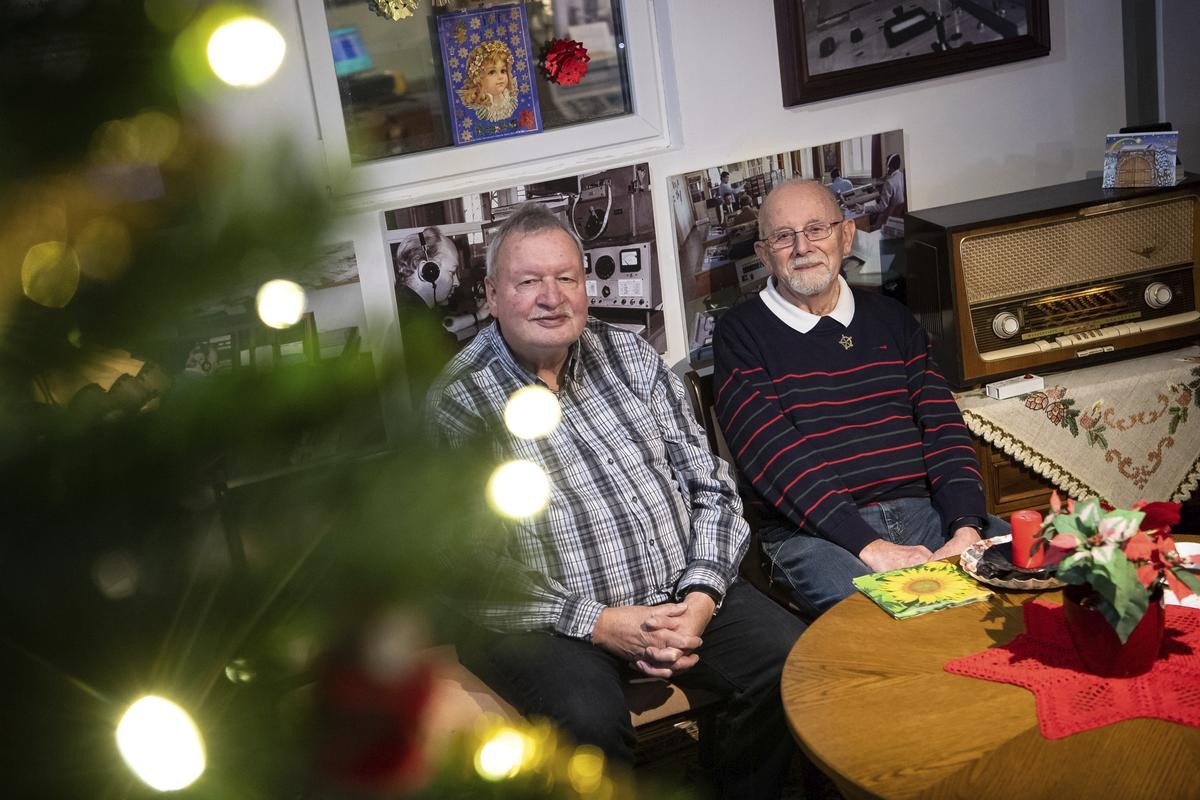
[974,435,1200,531]
[972,437,1054,517]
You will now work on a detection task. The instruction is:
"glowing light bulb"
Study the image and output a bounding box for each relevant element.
[474,727,528,781]
[503,385,562,440]
[115,696,205,791]
[21,241,80,308]
[256,279,306,329]
[206,16,286,87]
[487,460,550,519]
[567,745,606,793]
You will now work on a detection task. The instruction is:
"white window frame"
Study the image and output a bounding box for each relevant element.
[295,0,673,209]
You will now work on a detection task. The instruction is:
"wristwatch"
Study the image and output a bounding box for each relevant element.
[950,514,986,534]
[677,583,723,613]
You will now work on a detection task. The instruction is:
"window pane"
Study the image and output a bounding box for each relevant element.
[321,0,633,163]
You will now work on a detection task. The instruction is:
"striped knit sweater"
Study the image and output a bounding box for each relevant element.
[712,289,984,554]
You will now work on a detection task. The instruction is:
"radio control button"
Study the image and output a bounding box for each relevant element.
[1144,282,1173,309]
[992,311,1021,339]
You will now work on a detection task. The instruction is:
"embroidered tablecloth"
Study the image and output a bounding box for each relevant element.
[944,600,1200,739]
[956,346,1200,505]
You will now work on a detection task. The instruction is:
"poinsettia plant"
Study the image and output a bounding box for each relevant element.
[1033,493,1200,642]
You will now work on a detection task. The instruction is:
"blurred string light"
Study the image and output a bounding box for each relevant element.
[474,726,533,781]
[115,696,205,791]
[21,241,80,308]
[91,550,140,600]
[566,745,606,794]
[486,460,550,519]
[75,217,133,282]
[206,15,286,87]
[256,279,306,329]
[223,657,257,684]
[503,385,562,440]
[90,111,180,167]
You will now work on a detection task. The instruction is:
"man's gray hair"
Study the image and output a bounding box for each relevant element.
[757,178,841,240]
[485,202,585,279]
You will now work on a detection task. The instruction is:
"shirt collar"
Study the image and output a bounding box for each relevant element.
[486,321,586,392]
[760,274,855,333]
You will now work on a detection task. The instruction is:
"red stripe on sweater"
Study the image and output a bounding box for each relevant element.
[792,471,928,514]
[923,421,967,434]
[777,442,922,496]
[750,415,911,483]
[766,359,904,382]
[783,388,905,411]
[924,444,976,460]
[716,367,764,400]
[736,414,784,459]
[725,391,761,427]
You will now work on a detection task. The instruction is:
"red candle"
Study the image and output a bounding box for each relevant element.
[1010,509,1045,569]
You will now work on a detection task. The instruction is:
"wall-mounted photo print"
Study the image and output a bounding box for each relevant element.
[384,162,663,397]
[438,4,542,146]
[666,130,906,365]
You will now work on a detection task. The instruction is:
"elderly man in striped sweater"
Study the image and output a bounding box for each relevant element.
[713,179,1007,616]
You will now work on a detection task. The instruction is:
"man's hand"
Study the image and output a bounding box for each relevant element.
[858,539,932,572]
[930,526,982,561]
[592,603,703,678]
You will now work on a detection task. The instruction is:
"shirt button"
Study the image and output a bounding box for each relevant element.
[607,458,614,464]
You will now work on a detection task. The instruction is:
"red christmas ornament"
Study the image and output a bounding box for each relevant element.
[540,38,590,87]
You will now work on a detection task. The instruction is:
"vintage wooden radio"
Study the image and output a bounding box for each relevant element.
[903,175,1200,388]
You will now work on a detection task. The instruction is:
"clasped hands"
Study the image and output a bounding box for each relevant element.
[858,526,982,572]
[591,591,716,679]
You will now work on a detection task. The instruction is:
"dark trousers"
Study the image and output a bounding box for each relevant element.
[456,581,806,799]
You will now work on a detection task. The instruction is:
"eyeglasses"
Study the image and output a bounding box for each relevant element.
[760,220,844,250]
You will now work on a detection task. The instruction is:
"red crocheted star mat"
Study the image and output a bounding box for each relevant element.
[944,600,1200,739]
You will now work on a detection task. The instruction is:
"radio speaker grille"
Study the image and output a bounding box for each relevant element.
[959,195,1195,304]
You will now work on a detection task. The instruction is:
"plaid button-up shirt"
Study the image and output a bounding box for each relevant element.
[425,319,748,639]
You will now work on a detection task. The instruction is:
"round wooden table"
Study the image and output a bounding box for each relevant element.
[780,546,1200,800]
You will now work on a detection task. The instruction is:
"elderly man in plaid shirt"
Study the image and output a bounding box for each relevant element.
[425,203,804,799]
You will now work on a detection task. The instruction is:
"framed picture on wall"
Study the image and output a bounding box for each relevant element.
[773,0,1051,106]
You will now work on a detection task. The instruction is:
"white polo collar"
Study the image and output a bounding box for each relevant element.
[761,274,855,333]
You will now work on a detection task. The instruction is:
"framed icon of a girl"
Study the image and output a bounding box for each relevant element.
[438,4,542,146]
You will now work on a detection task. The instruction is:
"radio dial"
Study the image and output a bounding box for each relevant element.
[1144,282,1172,309]
[992,311,1021,339]
[594,255,616,280]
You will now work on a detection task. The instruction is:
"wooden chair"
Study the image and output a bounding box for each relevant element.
[682,368,804,616]
[423,644,719,766]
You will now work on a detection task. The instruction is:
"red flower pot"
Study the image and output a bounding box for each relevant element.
[1062,584,1165,677]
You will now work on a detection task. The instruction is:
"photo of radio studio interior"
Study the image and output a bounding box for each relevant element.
[5,2,1200,799]
[669,130,905,364]
[382,161,664,394]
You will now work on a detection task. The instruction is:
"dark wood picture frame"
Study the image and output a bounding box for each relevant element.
[773,0,1051,107]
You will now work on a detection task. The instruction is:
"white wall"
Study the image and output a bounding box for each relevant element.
[210,0,1127,420]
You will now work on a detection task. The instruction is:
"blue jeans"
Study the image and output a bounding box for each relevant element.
[760,497,1010,617]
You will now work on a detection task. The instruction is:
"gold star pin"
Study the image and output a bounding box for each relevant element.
[839,334,854,350]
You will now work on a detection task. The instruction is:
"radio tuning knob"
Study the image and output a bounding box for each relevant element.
[992,311,1021,339]
[1144,282,1173,309]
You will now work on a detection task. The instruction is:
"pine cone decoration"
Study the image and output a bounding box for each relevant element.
[1025,391,1047,410]
[1045,402,1065,424]
[368,0,419,21]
